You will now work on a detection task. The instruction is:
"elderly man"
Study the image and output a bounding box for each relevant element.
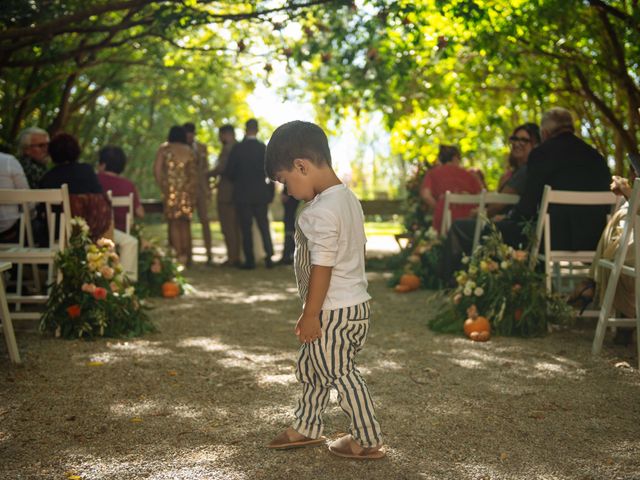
[17,127,50,188]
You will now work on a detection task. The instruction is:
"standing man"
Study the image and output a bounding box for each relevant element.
[225,118,275,269]
[209,124,241,267]
[277,187,299,265]
[16,127,50,188]
[183,122,213,265]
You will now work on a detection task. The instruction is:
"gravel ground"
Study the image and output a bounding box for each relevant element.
[1,264,640,480]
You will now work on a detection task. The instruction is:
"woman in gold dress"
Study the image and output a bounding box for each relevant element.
[154,125,197,265]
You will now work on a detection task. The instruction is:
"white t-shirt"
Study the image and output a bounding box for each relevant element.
[295,183,371,310]
[0,153,29,233]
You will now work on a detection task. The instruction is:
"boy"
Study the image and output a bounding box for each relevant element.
[264,121,384,460]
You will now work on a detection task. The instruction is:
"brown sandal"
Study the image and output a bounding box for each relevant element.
[328,434,386,460]
[267,428,327,450]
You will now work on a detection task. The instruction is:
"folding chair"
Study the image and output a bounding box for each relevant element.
[0,185,72,319]
[591,178,640,367]
[440,190,484,237]
[107,190,134,234]
[471,191,520,252]
[529,185,618,295]
[0,261,20,363]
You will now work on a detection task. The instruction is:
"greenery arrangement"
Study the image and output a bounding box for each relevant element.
[429,226,573,337]
[389,226,444,291]
[132,223,186,299]
[40,218,154,339]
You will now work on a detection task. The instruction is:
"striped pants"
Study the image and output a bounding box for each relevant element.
[293,301,383,448]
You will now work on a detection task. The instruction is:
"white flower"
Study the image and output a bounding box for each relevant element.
[124,286,135,298]
[426,227,438,240]
[474,287,484,297]
[468,266,478,275]
[465,281,476,290]
[463,287,472,296]
[500,261,510,269]
[461,256,470,265]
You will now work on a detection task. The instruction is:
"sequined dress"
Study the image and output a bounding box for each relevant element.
[157,143,197,220]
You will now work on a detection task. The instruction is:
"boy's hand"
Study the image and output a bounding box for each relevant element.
[295,313,322,344]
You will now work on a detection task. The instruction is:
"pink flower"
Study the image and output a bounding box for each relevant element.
[150,259,162,274]
[93,287,108,300]
[101,266,115,280]
[513,250,528,262]
[110,282,119,293]
[81,283,96,294]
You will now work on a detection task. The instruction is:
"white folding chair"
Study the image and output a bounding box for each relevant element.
[0,185,71,319]
[440,190,484,237]
[107,190,134,234]
[591,178,640,367]
[529,185,618,295]
[0,261,20,363]
[471,191,520,252]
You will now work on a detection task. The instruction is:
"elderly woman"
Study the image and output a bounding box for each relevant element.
[154,125,197,266]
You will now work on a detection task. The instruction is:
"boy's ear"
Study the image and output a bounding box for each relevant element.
[293,158,307,174]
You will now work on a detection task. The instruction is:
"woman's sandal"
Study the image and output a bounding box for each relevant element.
[266,428,327,450]
[567,279,596,314]
[328,434,386,460]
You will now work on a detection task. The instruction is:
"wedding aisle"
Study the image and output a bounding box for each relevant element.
[1,265,639,479]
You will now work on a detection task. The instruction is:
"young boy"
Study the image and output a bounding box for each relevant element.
[264,121,384,460]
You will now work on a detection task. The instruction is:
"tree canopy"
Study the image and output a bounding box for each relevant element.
[1,0,638,196]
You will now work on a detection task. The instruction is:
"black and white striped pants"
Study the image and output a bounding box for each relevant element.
[293,301,383,447]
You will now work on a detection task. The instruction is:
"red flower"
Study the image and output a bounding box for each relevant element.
[66,304,81,318]
[93,287,108,301]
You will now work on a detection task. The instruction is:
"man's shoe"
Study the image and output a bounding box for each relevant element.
[238,262,256,270]
[277,257,293,265]
[265,258,274,269]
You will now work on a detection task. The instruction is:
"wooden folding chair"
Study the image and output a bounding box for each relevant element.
[0,261,20,363]
[471,191,520,252]
[107,190,134,235]
[591,178,640,367]
[529,185,618,295]
[440,190,484,237]
[0,185,72,319]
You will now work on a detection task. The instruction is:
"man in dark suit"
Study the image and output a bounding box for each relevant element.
[441,107,611,282]
[225,118,275,269]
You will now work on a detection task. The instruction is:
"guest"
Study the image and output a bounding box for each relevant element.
[0,152,29,243]
[420,145,483,234]
[154,125,197,266]
[183,122,213,264]
[16,127,50,188]
[277,186,300,265]
[209,124,241,267]
[97,146,144,232]
[225,118,275,269]
[440,108,611,283]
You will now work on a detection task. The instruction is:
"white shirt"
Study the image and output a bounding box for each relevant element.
[0,153,29,233]
[297,183,371,310]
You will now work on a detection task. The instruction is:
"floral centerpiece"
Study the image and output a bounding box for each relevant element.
[40,218,154,339]
[389,226,444,290]
[429,225,573,337]
[132,222,186,298]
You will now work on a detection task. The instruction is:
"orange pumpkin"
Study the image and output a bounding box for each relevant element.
[161,281,180,298]
[394,284,412,293]
[399,273,421,290]
[470,330,491,342]
[463,304,491,338]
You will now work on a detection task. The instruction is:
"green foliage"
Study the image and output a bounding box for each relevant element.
[40,218,154,339]
[429,225,573,337]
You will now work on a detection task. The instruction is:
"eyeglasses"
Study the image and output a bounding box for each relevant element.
[28,142,49,149]
[509,136,531,144]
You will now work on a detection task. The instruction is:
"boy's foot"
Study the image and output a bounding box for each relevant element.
[267,427,327,450]
[328,434,385,460]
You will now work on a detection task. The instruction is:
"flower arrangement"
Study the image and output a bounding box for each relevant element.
[429,225,573,337]
[389,226,444,290]
[40,218,154,339]
[132,222,186,298]
[402,160,432,237]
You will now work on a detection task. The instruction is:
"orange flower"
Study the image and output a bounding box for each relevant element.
[66,304,81,318]
[93,287,108,300]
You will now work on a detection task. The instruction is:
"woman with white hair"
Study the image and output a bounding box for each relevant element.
[17,127,50,188]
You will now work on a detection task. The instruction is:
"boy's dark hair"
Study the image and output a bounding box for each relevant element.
[219,124,235,135]
[99,145,127,174]
[182,122,196,133]
[245,118,258,131]
[265,121,332,180]
[438,145,460,164]
[168,125,188,144]
[49,132,81,164]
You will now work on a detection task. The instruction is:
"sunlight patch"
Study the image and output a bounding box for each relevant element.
[107,340,173,356]
[178,337,229,352]
[258,373,296,385]
[450,358,483,369]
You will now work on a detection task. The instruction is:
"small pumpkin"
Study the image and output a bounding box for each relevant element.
[394,284,413,293]
[399,273,421,291]
[470,330,490,342]
[161,281,180,298]
[463,304,491,338]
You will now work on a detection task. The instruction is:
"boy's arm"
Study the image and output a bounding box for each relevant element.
[296,265,332,343]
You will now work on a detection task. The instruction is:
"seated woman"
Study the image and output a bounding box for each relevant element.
[420,144,483,234]
[569,176,635,344]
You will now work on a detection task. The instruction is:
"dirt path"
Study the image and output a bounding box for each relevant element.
[1,264,639,479]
